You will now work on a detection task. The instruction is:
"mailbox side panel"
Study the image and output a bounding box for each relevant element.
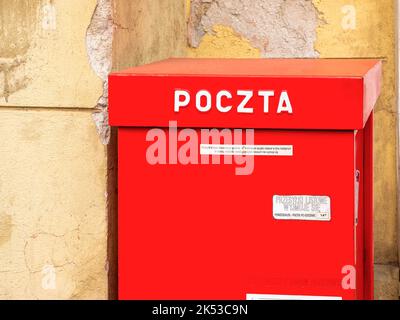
[355,129,365,299]
[118,128,357,300]
[363,115,374,299]
[354,115,374,300]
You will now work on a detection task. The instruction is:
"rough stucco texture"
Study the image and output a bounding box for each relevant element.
[86,0,113,145]
[112,0,187,71]
[0,0,103,108]
[0,110,107,299]
[374,264,400,300]
[0,0,188,300]
[0,0,109,299]
[188,0,319,57]
[188,25,260,58]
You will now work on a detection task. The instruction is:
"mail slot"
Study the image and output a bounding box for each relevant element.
[109,58,382,300]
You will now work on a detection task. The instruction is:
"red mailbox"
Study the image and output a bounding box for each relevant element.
[109,58,382,300]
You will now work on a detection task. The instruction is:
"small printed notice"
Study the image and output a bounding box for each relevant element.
[273,195,331,221]
[200,144,293,156]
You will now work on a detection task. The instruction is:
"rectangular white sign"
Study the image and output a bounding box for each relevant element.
[273,195,331,221]
[200,144,293,156]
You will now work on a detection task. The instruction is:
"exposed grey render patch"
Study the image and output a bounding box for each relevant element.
[86,0,113,145]
[188,0,319,58]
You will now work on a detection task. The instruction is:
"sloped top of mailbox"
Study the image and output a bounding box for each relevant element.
[109,58,382,130]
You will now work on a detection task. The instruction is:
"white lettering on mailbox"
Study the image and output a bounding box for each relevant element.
[174,90,293,114]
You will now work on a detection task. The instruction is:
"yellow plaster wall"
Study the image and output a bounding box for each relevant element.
[108,0,188,298]
[0,0,189,300]
[187,25,260,58]
[0,0,103,108]
[0,0,108,299]
[0,109,107,299]
[112,0,187,71]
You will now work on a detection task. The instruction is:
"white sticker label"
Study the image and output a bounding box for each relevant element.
[273,195,331,221]
[200,144,293,156]
[246,294,342,300]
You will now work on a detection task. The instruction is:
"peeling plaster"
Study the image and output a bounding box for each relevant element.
[189,0,320,58]
[0,0,39,101]
[0,56,29,102]
[1,1,103,108]
[0,109,108,299]
[188,25,261,58]
[86,0,113,145]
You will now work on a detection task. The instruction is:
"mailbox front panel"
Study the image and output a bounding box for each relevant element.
[118,128,359,300]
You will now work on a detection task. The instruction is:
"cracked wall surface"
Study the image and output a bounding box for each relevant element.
[86,0,113,145]
[0,110,107,299]
[0,0,103,108]
[0,0,108,299]
[0,0,38,102]
[187,0,399,300]
[0,0,188,300]
[188,0,319,58]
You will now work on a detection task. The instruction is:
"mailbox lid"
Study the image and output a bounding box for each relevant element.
[109,58,382,130]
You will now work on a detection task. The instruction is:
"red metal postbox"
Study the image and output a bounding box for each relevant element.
[109,58,382,300]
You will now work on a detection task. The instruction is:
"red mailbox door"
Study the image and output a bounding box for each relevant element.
[109,59,381,300]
